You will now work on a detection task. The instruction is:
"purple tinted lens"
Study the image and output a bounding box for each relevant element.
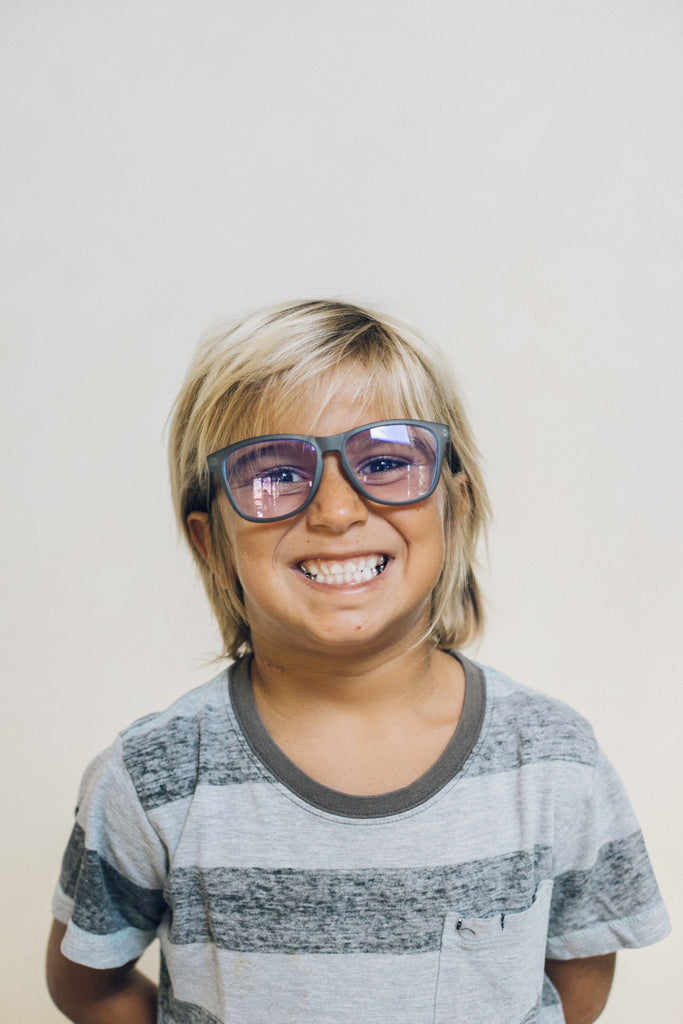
[224,440,317,519]
[345,424,438,502]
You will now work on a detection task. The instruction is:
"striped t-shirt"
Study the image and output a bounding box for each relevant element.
[53,653,670,1023]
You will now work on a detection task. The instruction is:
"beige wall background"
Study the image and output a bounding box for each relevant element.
[1,1,680,1019]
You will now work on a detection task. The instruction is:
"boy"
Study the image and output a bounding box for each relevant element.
[47,300,670,1023]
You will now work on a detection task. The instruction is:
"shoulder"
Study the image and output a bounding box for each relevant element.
[120,667,230,742]
[118,662,259,813]
[471,660,600,771]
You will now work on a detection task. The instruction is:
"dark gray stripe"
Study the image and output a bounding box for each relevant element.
[165,848,551,954]
[469,684,599,777]
[59,822,87,899]
[549,831,662,935]
[121,695,265,811]
[230,651,486,818]
[159,954,223,1024]
[60,823,165,935]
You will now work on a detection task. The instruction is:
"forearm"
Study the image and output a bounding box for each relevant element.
[545,953,616,1024]
[51,969,158,1024]
[47,920,157,1024]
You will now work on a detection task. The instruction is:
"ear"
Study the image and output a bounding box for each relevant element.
[186,511,230,587]
[187,511,213,564]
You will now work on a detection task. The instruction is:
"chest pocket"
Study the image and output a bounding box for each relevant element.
[433,879,554,1024]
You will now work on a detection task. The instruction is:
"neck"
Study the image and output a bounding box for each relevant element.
[249,637,447,721]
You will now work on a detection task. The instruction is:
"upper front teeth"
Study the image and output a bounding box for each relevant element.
[300,556,387,584]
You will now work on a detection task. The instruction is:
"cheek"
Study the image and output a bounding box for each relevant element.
[416,499,448,583]
[230,536,265,592]
[230,545,272,625]
[226,517,287,597]
[392,500,446,580]
[426,511,447,580]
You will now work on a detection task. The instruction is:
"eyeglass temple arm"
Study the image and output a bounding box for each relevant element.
[447,443,461,474]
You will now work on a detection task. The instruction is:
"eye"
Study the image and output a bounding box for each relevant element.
[357,456,407,477]
[244,461,312,492]
[266,465,306,485]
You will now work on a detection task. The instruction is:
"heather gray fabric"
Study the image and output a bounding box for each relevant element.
[53,653,670,1023]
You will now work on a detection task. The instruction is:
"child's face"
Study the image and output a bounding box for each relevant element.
[217,372,447,662]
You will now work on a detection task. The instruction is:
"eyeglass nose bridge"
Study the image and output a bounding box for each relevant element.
[308,431,369,508]
[315,430,354,458]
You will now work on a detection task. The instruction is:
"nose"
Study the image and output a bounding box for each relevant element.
[305,454,369,531]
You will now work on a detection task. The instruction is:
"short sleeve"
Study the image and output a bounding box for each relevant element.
[52,736,168,969]
[545,746,670,960]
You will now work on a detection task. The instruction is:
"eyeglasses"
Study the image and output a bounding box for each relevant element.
[206,419,458,523]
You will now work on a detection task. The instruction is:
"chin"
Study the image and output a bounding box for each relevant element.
[302,610,428,654]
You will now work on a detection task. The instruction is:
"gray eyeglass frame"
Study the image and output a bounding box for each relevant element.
[205,418,459,523]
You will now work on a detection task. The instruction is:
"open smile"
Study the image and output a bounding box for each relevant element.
[297,554,389,586]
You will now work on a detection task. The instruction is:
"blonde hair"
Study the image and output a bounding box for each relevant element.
[169,299,490,660]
